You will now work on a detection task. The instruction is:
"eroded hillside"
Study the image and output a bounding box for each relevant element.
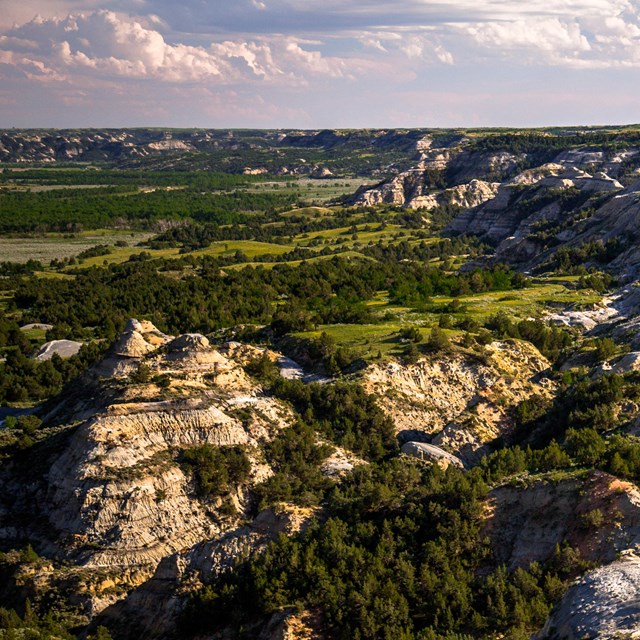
[5,127,640,639]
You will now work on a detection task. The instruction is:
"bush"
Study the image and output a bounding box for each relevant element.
[181,445,251,498]
[426,327,451,353]
[592,337,616,363]
[564,427,606,466]
[580,509,605,530]
[129,363,151,384]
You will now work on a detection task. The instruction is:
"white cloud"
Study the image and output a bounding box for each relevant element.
[1,0,640,128]
[2,1,640,74]
[459,5,640,67]
[466,18,591,53]
[0,10,349,85]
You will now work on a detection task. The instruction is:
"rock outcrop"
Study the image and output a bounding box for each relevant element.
[352,170,499,211]
[34,339,83,360]
[485,472,640,571]
[96,504,318,639]
[364,340,553,464]
[539,552,640,639]
[484,472,640,640]
[0,319,296,615]
[400,441,464,469]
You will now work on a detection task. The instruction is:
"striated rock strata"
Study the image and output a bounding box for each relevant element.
[363,340,553,464]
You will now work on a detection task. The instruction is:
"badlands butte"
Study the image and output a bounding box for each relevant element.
[6,127,640,639]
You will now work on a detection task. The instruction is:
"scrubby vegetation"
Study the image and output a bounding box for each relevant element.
[181,445,252,498]
[3,126,640,640]
[187,443,597,640]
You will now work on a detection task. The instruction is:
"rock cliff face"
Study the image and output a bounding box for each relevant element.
[0,319,295,614]
[346,134,640,277]
[487,473,640,640]
[0,127,459,166]
[97,504,318,639]
[354,171,499,210]
[363,339,553,464]
[447,166,625,242]
[486,472,640,571]
[444,169,640,277]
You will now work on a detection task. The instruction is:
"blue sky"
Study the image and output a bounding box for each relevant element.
[0,0,639,127]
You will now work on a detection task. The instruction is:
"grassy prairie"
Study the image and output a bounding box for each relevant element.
[295,323,408,359]
[73,239,297,268]
[70,245,179,268]
[228,250,374,270]
[293,323,457,361]
[193,240,295,258]
[424,283,603,321]
[33,271,76,280]
[0,230,153,264]
[279,206,334,218]
[248,178,374,202]
[294,280,604,357]
[293,223,405,245]
[19,327,48,343]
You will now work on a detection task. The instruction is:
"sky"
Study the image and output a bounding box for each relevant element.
[0,0,639,128]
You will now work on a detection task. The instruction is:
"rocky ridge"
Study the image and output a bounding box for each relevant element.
[0,319,299,614]
[488,472,640,639]
[486,472,640,571]
[0,128,436,175]
[5,319,640,637]
[97,504,319,639]
[349,134,640,279]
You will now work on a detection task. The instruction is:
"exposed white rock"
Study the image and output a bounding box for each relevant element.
[97,505,318,636]
[364,340,553,464]
[400,441,464,468]
[510,163,564,186]
[353,169,499,211]
[111,319,171,358]
[35,339,83,360]
[320,446,366,477]
[539,553,640,639]
[147,139,194,152]
[20,323,53,332]
[4,321,295,582]
[165,333,230,368]
[547,311,599,331]
[441,179,500,209]
[609,352,640,374]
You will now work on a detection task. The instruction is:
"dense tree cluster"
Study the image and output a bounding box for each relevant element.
[485,312,573,362]
[469,130,640,154]
[13,256,522,344]
[0,188,298,232]
[0,169,269,190]
[0,343,103,404]
[389,265,527,305]
[551,239,627,273]
[269,378,397,463]
[181,445,251,499]
[187,447,590,640]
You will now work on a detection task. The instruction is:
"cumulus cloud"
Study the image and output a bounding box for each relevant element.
[1,0,640,127]
[2,1,640,77]
[0,10,349,85]
[481,4,640,67]
[466,18,591,55]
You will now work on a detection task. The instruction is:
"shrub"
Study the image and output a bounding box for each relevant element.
[181,445,251,498]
